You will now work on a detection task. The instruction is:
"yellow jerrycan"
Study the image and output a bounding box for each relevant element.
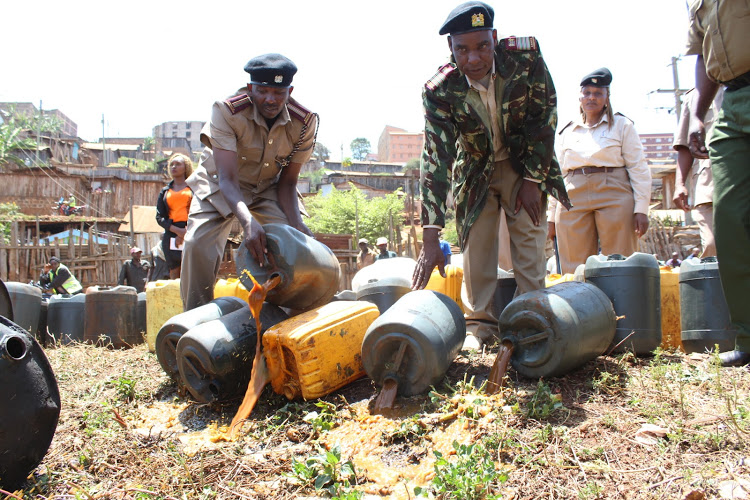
[263,300,380,400]
[424,265,464,312]
[145,279,182,352]
[214,278,250,303]
[659,266,682,350]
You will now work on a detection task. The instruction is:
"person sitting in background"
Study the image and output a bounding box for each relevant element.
[375,237,396,260]
[665,252,682,268]
[118,247,150,293]
[156,153,194,279]
[356,238,378,270]
[40,256,83,296]
[684,247,701,262]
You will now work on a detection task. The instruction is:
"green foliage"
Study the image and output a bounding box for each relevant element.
[116,157,157,172]
[305,184,405,243]
[342,157,353,167]
[110,376,136,402]
[349,137,371,161]
[313,142,330,162]
[381,416,429,445]
[142,136,155,152]
[0,202,21,243]
[289,444,361,498]
[299,167,327,191]
[415,440,506,499]
[525,379,564,419]
[0,107,38,167]
[404,158,420,172]
[302,400,338,435]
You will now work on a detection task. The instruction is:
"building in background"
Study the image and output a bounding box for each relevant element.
[377,125,424,164]
[152,120,205,157]
[640,133,676,164]
[0,102,78,138]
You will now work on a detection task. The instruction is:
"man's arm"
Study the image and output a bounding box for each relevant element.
[214,147,273,267]
[689,56,721,159]
[50,267,71,290]
[674,148,694,211]
[118,263,127,285]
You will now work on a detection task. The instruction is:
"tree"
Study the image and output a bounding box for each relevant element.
[312,142,330,163]
[350,137,371,161]
[0,105,61,167]
[305,184,405,244]
[143,136,155,152]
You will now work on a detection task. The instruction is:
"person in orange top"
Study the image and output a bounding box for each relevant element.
[156,153,194,278]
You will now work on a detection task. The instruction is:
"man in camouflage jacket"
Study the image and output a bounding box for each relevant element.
[412,1,571,350]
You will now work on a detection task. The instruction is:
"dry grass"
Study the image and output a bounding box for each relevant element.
[6,341,750,499]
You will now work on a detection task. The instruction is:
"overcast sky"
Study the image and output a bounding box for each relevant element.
[2,0,695,160]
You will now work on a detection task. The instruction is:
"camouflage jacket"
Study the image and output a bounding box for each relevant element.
[420,37,571,249]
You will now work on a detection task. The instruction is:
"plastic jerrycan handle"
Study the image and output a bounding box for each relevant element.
[500,309,554,368]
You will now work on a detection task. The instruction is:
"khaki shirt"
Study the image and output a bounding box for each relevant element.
[686,0,750,83]
[558,114,652,214]
[356,249,377,270]
[187,88,317,216]
[672,88,724,206]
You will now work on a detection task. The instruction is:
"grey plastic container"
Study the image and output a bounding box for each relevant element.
[679,257,737,353]
[155,296,247,381]
[84,285,140,348]
[362,290,465,396]
[176,303,289,403]
[355,275,413,314]
[236,224,340,311]
[499,281,616,378]
[47,293,86,345]
[585,253,661,354]
[6,281,42,335]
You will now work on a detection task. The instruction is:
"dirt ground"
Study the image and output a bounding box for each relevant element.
[5,339,750,500]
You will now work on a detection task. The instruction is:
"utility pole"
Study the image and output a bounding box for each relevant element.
[35,100,42,166]
[649,56,690,121]
[101,114,106,167]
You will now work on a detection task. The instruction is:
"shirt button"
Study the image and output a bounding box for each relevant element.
[241,156,246,160]
[212,174,218,179]
[264,162,269,167]
[268,139,274,145]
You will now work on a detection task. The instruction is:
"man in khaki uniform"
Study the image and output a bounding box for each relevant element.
[356,238,377,270]
[685,0,750,366]
[181,53,317,310]
[672,87,724,258]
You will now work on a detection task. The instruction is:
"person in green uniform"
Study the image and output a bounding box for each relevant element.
[685,0,750,366]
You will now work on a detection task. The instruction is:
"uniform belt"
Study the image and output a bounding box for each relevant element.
[570,166,619,175]
[725,69,750,91]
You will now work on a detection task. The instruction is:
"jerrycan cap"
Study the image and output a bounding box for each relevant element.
[500,310,555,369]
[366,333,426,387]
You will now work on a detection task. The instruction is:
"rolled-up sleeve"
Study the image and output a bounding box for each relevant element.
[206,102,238,152]
[621,121,652,214]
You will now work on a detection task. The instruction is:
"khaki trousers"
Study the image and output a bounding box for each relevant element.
[693,203,716,257]
[180,193,289,311]
[463,159,547,340]
[555,168,637,274]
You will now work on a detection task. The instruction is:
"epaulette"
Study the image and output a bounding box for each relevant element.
[615,112,634,124]
[224,94,251,115]
[502,36,538,52]
[287,98,314,125]
[558,120,574,135]
[425,63,456,91]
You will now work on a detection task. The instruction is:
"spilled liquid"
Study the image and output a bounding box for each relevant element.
[228,271,281,437]
[372,341,408,413]
[485,340,514,395]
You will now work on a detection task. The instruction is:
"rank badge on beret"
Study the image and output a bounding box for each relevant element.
[275,75,283,83]
[471,13,484,27]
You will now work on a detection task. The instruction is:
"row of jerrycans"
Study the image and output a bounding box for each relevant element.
[5,282,145,348]
[152,261,466,403]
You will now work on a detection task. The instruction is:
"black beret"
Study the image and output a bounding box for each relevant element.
[439,1,494,36]
[580,67,612,87]
[244,53,297,88]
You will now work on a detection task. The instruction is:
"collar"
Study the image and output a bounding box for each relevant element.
[576,112,609,129]
[250,97,291,130]
[465,60,497,91]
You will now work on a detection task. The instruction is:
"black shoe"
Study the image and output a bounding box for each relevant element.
[719,350,750,367]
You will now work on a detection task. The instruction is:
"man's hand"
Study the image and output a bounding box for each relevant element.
[44,263,51,272]
[634,213,649,236]
[514,180,542,226]
[244,218,275,268]
[412,228,445,290]
[688,119,709,160]
[547,221,556,241]
[673,184,690,211]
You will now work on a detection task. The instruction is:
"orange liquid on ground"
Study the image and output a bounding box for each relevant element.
[229,273,281,437]
[485,340,514,395]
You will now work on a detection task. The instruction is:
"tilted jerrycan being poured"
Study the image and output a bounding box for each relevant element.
[236,224,340,312]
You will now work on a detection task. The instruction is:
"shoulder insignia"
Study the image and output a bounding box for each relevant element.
[615,112,634,124]
[502,36,538,51]
[558,120,574,135]
[425,63,456,91]
[287,98,314,125]
[224,94,251,115]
